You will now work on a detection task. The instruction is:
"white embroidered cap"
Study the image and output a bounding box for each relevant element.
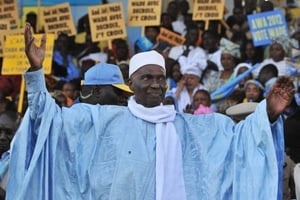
[129,50,165,77]
[180,65,201,77]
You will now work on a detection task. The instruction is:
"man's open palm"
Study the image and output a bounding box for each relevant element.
[267,76,295,122]
[24,23,46,70]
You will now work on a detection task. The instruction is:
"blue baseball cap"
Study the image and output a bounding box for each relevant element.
[83,63,132,93]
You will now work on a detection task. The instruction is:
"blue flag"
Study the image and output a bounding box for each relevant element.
[211,63,260,102]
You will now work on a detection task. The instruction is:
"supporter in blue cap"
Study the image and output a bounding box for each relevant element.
[78,63,132,106]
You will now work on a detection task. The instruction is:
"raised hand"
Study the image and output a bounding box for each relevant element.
[24,23,46,71]
[266,76,295,122]
[175,76,186,99]
[183,104,194,114]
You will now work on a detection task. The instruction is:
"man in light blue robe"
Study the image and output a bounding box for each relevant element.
[6,23,295,200]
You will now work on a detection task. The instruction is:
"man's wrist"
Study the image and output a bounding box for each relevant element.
[267,105,279,123]
[28,66,42,72]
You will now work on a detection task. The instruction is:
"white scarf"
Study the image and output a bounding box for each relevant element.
[128,97,186,200]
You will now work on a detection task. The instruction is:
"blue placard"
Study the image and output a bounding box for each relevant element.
[247,9,288,47]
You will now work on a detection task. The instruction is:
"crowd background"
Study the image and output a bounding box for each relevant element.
[1,0,300,199]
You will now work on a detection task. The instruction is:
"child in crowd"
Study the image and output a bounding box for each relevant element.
[165,58,182,91]
[184,89,213,114]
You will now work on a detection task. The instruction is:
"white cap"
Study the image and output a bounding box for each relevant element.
[181,66,201,77]
[79,52,108,66]
[233,62,252,77]
[226,102,258,121]
[129,50,165,77]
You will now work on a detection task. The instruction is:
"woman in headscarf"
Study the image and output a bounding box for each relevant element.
[242,79,265,103]
[204,38,240,93]
[232,62,253,90]
[253,36,293,78]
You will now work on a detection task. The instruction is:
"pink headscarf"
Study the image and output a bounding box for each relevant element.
[193,104,213,115]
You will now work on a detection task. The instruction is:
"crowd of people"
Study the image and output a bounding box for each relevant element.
[0,0,300,199]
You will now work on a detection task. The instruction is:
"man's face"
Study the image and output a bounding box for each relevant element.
[186,28,199,46]
[129,65,167,107]
[171,64,182,82]
[258,70,269,85]
[245,83,261,102]
[161,14,173,28]
[245,42,255,60]
[202,33,219,53]
[80,85,119,105]
[270,43,285,62]
[233,7,244,22]
[62,83,77,100]
[145,27,159,44]
[183,74,200,91]
[0,113,17,155]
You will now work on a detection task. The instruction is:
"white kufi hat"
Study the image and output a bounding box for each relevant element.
[129,50,165,77]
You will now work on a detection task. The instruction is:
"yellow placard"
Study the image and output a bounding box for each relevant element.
[0,36,3,57]
[0,0,19,29]
[192,0,224,21]
[0,28,24,57]
[20,7,45,33]
[127,0,161,26]
[2,34,54,75]
[88,3,126,42]
[157,27,185,46]
[0,20,10,56]
[41,3,76,37]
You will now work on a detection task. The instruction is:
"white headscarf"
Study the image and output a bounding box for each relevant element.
[233,63,252,77]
